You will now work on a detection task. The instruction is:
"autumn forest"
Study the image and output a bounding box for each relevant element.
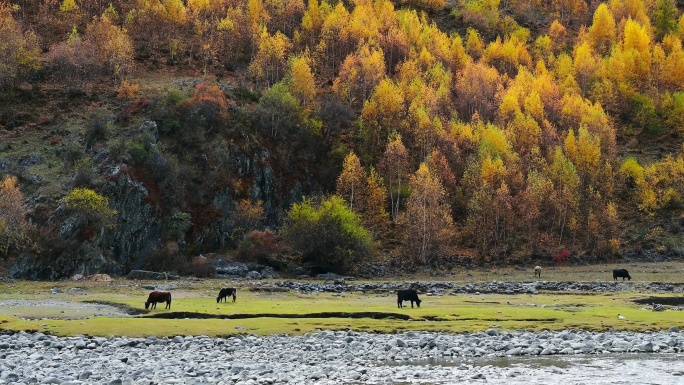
[2,0,684,276]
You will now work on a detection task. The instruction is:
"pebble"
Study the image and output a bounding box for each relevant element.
[0,330,681,383]
[272,280,684,295]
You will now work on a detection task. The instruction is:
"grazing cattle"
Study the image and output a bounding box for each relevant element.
[216,287,237,303]
[145,291,171,310]
[534,266,541,279]
[397,289,422,308]
[613,269,632,281]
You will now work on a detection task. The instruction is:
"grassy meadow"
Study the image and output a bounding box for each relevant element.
[0,262,683,337]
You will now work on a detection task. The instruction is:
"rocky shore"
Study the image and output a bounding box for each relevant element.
[1,329,683,384]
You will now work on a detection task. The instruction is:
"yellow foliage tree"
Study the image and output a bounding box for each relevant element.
[549,19,568,53]
[315,1,351,77]
[545,147,580,244]
[572,42,600,96]
[552,0,587,24]
[287,53,317,109]
[0,176,31,257]
[588,4,616,55]
[362,78,406,158]
[336,152,388,234]
[64,188,117,233]
[454,59,500,122]
[0,4,42,89]
[60,0,79,13]
[378,134,410,222]
[564,126,601,187]
[332,41,386,109]
[85,16,135,82]
[249,26,292,87]
[404,163,453,264]
[337,151,367,213]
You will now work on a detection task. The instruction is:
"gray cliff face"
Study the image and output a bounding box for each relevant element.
[192,148,319,252]
[99,172,161,270]
[11,172,161,279]
[252,150,280,227]
[10,135,322,279]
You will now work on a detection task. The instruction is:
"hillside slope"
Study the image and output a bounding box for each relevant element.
[2,0,684,279]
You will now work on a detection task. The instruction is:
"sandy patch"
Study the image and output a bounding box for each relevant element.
[0,299,134,320]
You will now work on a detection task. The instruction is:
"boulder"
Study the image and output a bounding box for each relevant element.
[9,252,52,280]
[139,121,159,144]
[89,274,113,282]
[316,273,355,281]
[215,261,250,277]
[260,266,280,279]
[246,271,262,279]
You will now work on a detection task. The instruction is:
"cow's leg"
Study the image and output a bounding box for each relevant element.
[410,300,414,308]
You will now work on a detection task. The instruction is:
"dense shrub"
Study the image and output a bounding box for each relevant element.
[553,249,570,265]
[236,229,280,263]
[282,196,372,274]
[144,241,186,274]
[84,108,109,149]
[191,255,213,278]
[63,188,117,234]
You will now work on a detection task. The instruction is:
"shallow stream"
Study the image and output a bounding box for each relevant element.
[386,354,684,384]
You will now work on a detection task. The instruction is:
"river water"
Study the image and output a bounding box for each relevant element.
[386,354,684,384]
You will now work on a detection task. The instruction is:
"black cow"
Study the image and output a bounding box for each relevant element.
[613,269,632,281]
[397,289,422,308]
[217,287,237,303]
[145,291,171,309]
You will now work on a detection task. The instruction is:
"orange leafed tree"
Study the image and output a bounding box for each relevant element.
[454,60,501,122]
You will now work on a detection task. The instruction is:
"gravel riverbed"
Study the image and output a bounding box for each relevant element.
[1,329,683,384]
[270,280,684,295]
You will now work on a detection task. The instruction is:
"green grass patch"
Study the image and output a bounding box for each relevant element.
[1,279,683,337]
[2,263,684,338]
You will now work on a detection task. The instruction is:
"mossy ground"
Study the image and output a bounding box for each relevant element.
[1,262,683,337]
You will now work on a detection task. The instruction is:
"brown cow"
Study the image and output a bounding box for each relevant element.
[534,266,541,279]
[145,291,172,310]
